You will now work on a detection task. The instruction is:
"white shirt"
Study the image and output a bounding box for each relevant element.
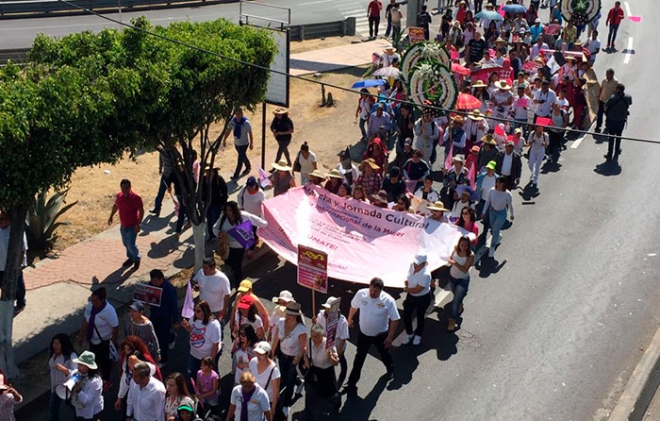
[307,338,338,370]
[586,38,601,55]
[316,310,350,353]
[249,359,281,403]
[71,372,103,419]
[527,132,548,154]
[500,152,513,176]
[127,376,166,421]
[336,163,360,186]
[188,318,222,360]
[382,52,400,67]
[276,318,307,356]
[193,268,231,313]
[212,210,268,249]
[234,311,264,333]
[238,186,266,217]
[0,226,28,270]
[530,42,549,61]
[479,174,497,201]
[513,95,532,120]
[533,89,558,116]
[350,289,400,336]
[229,384,270,421]
[298,151,317,176]
[49,352,78,392]
[84,302,119,345]
[406,265,432,297]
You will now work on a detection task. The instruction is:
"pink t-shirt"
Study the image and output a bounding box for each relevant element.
[197,369,220,402]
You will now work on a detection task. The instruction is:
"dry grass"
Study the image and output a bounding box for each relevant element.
[289,36,362,54]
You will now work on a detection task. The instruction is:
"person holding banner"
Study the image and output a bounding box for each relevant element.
[213,201,267,288]
[401,254,433,346]
[315,297,350,388]
[344,278,400,393]
[447,236,475,332]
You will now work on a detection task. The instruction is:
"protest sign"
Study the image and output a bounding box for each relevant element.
[228,220,255,249]
[133,284,163,307]
[408,27,426,43]
[325,297,341,349]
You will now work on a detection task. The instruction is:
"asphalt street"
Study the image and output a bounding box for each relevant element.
[13,1,660,420]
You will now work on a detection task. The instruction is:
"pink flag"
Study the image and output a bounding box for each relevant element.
[258,167,271,188]
[444,142,454,171]
[181,280,194,319]
[629,16,641,22]
[467,163,476,189]
[536,117,553,127]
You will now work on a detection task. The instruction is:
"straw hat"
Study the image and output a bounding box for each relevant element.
[272,107,288,115]
[307,169,326,179]
[471,80,488,89]
[481,134,497,146]
[385,45,395,51]
[565,55,577,62]
[362,158,381,170]
[326,169,344,179]
[427,201,449,212]
[272,159,292,171]
[495,37,507,45]
[285,301,302,316]
[73,351,98,370]
[452,154,465,164]
[468,109,484,121]
[371,190,389,204]
[451,115,465,124]
[497,81,511,90]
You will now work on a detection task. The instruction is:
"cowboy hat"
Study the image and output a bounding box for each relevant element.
[497,81,511,90]
[371,190,389,204]
[481,134,497,146]
[272,159,292,171]
[495,37,507,44]
[73,350,98,370]
[272,290,294,303]
[471,80,488,89]
[326,169,344,179]
[427,201,449,212]
[451,115,465,124]
[384,44,395,51]
[285,301,302,316]
[272,107,288,115]
[565,55,578,62]
[362,158,381,170]
[307,169,326,179]
[452,154,465,164]
[468,109,484,121]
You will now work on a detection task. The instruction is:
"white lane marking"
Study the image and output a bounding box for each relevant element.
[624,37,633,64]
[298,0,333,5]
[571,136,584,149]
[624,1,631,17]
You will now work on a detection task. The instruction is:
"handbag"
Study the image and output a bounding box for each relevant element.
[292,151,302,172]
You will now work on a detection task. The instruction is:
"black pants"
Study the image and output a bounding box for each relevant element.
[151,315,174,362]
[337,352,348,387]
[89,340,112,381]
[547,131,563,161]
[226,247,245,288]
[596,100,605,129]
[368,16,380,37]
[347,331,393,386]
[275,139,292,165]
[0,270,26,308]
[606,120,625,159]
[403,292,432,336]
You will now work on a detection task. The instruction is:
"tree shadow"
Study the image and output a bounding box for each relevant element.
[594,160,622,176]
[140,212,174,235]
[146,236,181,259]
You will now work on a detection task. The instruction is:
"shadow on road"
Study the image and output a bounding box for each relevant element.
[594,160,622,176]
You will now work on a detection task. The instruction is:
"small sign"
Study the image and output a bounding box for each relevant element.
[325,297,341,350]
[408,27,426,44]
[297,245,328,294]
[133,284,163,307]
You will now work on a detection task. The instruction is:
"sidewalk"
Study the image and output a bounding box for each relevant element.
[290,38,389,76]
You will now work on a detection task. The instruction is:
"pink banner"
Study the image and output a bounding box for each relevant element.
[259,185,470,288]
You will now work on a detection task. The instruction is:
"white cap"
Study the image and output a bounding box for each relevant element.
[254,341,272,355]
[414,254,428,265]
[322,296,339,308]
[272,290,294,303]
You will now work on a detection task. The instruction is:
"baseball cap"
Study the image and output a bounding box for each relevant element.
[237,279,252,292]
[237,294,255,310]
[413,254,427,265]
[254,341,272,355]
[322,296,339,309]
[130,301,144,312]
[246,176,257,187]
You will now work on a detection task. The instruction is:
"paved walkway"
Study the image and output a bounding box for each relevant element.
[290,38,389,76]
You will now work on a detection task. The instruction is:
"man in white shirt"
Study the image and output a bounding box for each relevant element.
[192,257,231,321]
[127,362,166,421]
[315,296,351,387]
[401,254,432,346]
[585,30,601,64]
[530,37,549,61]
[0,211,28,313]
[237,176,266,217]
[344,277,400,392]
[533,80,558,119]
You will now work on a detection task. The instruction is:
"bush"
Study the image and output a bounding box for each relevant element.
[25,188,78,252]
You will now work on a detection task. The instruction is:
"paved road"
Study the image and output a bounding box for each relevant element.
[0,0,379,50]
[14,1,660,421]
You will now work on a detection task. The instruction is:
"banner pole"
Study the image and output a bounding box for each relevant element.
[311,289,316,320]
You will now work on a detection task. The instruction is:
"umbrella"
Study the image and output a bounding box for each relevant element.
[456,93,482,110]
[470,66,504,83]
[503,4,526,14]
[456,185,479,202]
[451,62,471,77]
[475,10,504,21]
[373,66,401,77]
[352,79,386,89]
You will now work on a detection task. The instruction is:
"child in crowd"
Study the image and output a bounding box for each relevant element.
[195,357,220,414]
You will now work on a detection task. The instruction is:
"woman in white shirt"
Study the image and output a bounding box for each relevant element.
[249,342,281,415]
[48,333,78,421]
[303,324,340,420]
[233,325,259,386]
[401,254,433,345]
[271,302,307,417]
[68,351,104,421]
[525,125,548,188]
[181,300,222,385]
[294,142,318,185]
[447,236,475,332]
[233,294,265,340]
[481,177,514,259]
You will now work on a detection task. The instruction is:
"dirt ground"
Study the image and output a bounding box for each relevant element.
[52,38,371,253]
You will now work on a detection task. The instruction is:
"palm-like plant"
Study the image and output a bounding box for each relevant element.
[25,188,78,252]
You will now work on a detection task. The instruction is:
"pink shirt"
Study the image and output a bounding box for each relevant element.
[197,369,220,401]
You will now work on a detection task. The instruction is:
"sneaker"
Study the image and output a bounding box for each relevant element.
[169,332,178,350]
[447,318,457,332]
[401,334,413,345]
[295,379,305,396]
[488,247,495,258]
[413,335,422,346]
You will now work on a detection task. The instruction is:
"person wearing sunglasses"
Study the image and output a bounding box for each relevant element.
[181,301,221,389]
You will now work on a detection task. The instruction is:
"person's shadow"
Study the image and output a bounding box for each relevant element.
[594,159,622,176]
[339,375,389,420]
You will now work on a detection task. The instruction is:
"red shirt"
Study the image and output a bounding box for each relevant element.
[116,191,143,228]
[367,0,382,17]
[607,7,624,26]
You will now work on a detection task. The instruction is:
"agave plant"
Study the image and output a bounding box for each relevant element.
[25,188,78,252]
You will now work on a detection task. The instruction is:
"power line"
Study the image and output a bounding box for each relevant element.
[52,0,653,145]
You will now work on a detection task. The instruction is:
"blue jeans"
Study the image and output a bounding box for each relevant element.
[449,275,470,320]
[187,354,202,391]
[607,24,619,46]
[119,225,140,262]
[153,173,171,212]
[359,118,368,140]
[233,144,251,178]
[489,208,508,249]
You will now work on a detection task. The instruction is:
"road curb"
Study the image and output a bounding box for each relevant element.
[609,326,660,421]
